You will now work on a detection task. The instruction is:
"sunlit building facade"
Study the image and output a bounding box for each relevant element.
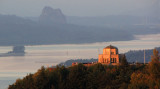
[98,45,120,65]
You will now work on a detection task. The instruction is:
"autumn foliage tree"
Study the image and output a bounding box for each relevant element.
[129,48,160,89]
[148,49,160,89]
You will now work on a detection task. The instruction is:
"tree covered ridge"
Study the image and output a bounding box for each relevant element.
[8,49,160,89]
[125,47,160,63]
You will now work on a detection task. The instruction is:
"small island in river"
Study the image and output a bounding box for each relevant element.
[0,46,25,57]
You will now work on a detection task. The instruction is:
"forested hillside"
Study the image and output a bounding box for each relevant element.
[8,49,160,89]
[125,47,160,63]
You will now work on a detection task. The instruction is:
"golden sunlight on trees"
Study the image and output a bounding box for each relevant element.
[8,49,160,89]
[129,48,160,89]
[128,72,150,89]
[148,49,160,89]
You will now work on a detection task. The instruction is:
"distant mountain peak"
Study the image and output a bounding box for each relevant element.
[39,6,67,24]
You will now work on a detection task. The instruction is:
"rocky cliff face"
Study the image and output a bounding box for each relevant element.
[39,6,67,24]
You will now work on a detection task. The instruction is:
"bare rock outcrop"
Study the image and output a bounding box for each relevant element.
[39,6,67,24]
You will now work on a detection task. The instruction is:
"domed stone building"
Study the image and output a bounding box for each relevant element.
[98,45,120,65]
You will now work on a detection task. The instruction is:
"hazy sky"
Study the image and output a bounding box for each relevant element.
[0,0,158,17]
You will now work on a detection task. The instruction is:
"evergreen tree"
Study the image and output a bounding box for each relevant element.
[67,63,87,89]
[120,54,128,67]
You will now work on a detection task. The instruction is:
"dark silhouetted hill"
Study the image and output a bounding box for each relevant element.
[0,13,133,46]
[125,47,160,63]
[0,14,34,24]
